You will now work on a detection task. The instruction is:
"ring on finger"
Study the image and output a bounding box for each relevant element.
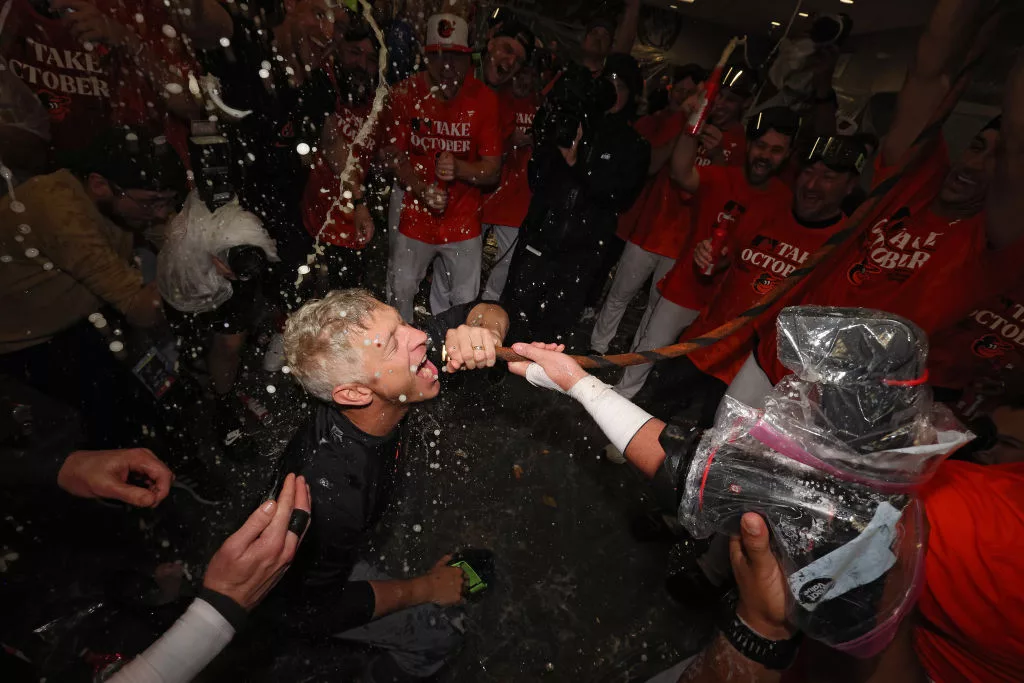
[472,345,485,351]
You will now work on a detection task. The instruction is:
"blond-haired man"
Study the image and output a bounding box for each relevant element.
[274,289,507,682]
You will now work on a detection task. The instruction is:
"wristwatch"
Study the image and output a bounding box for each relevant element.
[716,591,802,670]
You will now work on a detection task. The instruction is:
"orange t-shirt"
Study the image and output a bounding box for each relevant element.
[914,460,1024,683]
[685,207,844,384]
[657,164,792,312]
[756,140,988,384]
[301,102,376,249]
[382,71,502,244]
[480,88,538,229]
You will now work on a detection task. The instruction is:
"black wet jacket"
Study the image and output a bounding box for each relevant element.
[523,108,650,259]
[273,303,476,635]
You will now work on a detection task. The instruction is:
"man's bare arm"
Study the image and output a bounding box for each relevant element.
[466,302,509,343]
[613,0,641,55]
[881,0,985,166]
[987,52,1024,249]
[649,139,677,176]
[170,0,233,51]
[624,418,668,477]
[455,155,502,188]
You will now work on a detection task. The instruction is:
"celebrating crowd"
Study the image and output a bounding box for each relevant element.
[2,0,1024,681]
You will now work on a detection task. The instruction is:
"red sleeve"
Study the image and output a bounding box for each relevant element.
[475,86,503,158]
[915,460,1024,683]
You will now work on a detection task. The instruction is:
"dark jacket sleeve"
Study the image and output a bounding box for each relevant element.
[576,127,651,214]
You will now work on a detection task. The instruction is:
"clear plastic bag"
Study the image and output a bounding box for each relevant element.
[156,191,279,314]
[678,306,971,655]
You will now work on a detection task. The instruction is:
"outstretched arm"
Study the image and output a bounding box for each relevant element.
[881,0,986,166]
[987,52,1024,249]
[507,343,668,475]
[613,0,641,55]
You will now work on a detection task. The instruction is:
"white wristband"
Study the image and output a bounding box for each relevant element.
[569,375,654,454]
[109,599,235,683]
[526,363,566,393]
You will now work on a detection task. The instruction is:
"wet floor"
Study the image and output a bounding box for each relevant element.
[1,268,721,682]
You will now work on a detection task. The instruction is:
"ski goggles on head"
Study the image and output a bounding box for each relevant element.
[803,135,867,174]
[720,65,759,97]
[747,106,802,141]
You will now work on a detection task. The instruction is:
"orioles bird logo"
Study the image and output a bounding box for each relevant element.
[752,272,782,294]
[847,261,883,286]
[437,19,455,38]
[972,334,1014,359]
[38,90,72,122]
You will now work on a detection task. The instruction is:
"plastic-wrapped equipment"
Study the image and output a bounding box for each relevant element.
[157,191,279,313]
[678,306,973,656]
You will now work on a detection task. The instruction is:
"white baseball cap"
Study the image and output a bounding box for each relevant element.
[425,13,472,53]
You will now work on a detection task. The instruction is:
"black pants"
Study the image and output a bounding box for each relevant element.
[502,243,604,344]
[632,356,727,428]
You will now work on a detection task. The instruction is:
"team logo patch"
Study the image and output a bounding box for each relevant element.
[38,90,72,122]
[972,334,1014,359]
[752,271,783,294]
[437,19,455,39]
[846,261,882,286]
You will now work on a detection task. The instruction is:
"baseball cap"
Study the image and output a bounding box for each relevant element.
[426,13,472,54]
[746,106,802,141]
[802,135,868,174]
[492,19,534,61]
[720,65,759,97]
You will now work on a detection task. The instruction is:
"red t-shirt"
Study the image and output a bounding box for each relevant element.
[685,207,844,383]
[657,164,792,312]
[3,0,195,156]
[914,460,1024,683]
[756,141,989,384]
[382,71,502,244]
[928,275,1024,390]
[301,102,376,249]
[480,88,538,229]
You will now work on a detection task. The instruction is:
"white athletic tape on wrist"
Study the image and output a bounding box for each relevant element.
[526,363,566,393]
[525,365,653,454]
[567,375,654,455]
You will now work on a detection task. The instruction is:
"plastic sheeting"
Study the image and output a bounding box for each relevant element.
[678,306,973,656]
[156,191,279,314]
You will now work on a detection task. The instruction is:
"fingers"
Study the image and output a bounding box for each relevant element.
[282,475,310,559]
[739,512,773,571]
[229,496,279,549]
[105,480,157,508]
[125,449,173,506]
[260,473,298,552]
[510,341,545,362]
[507,360,530,378]
[434,553,454,569]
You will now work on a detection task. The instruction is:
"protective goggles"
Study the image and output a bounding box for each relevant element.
[720,65,758,97]
[746,107,802,140]
[803,135,867,174]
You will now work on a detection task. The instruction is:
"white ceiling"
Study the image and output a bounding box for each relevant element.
[644,0,935,36]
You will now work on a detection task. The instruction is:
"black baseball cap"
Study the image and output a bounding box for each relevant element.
[746,106,801,141]
[673,63,708,85]
[70,127,187,197]
[720,65,759,97]
[492,19,535,61]
[802,135,868,174]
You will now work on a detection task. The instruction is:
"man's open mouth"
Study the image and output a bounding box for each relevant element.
[413,352,439,381]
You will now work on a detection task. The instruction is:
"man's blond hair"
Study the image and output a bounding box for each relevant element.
[283,289,382,402]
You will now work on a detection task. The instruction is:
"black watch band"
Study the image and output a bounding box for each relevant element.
[716,591,802,670]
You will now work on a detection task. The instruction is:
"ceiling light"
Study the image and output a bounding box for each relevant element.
[798,12,809,17]
[840,0,854,4]
[770,20,781,26]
